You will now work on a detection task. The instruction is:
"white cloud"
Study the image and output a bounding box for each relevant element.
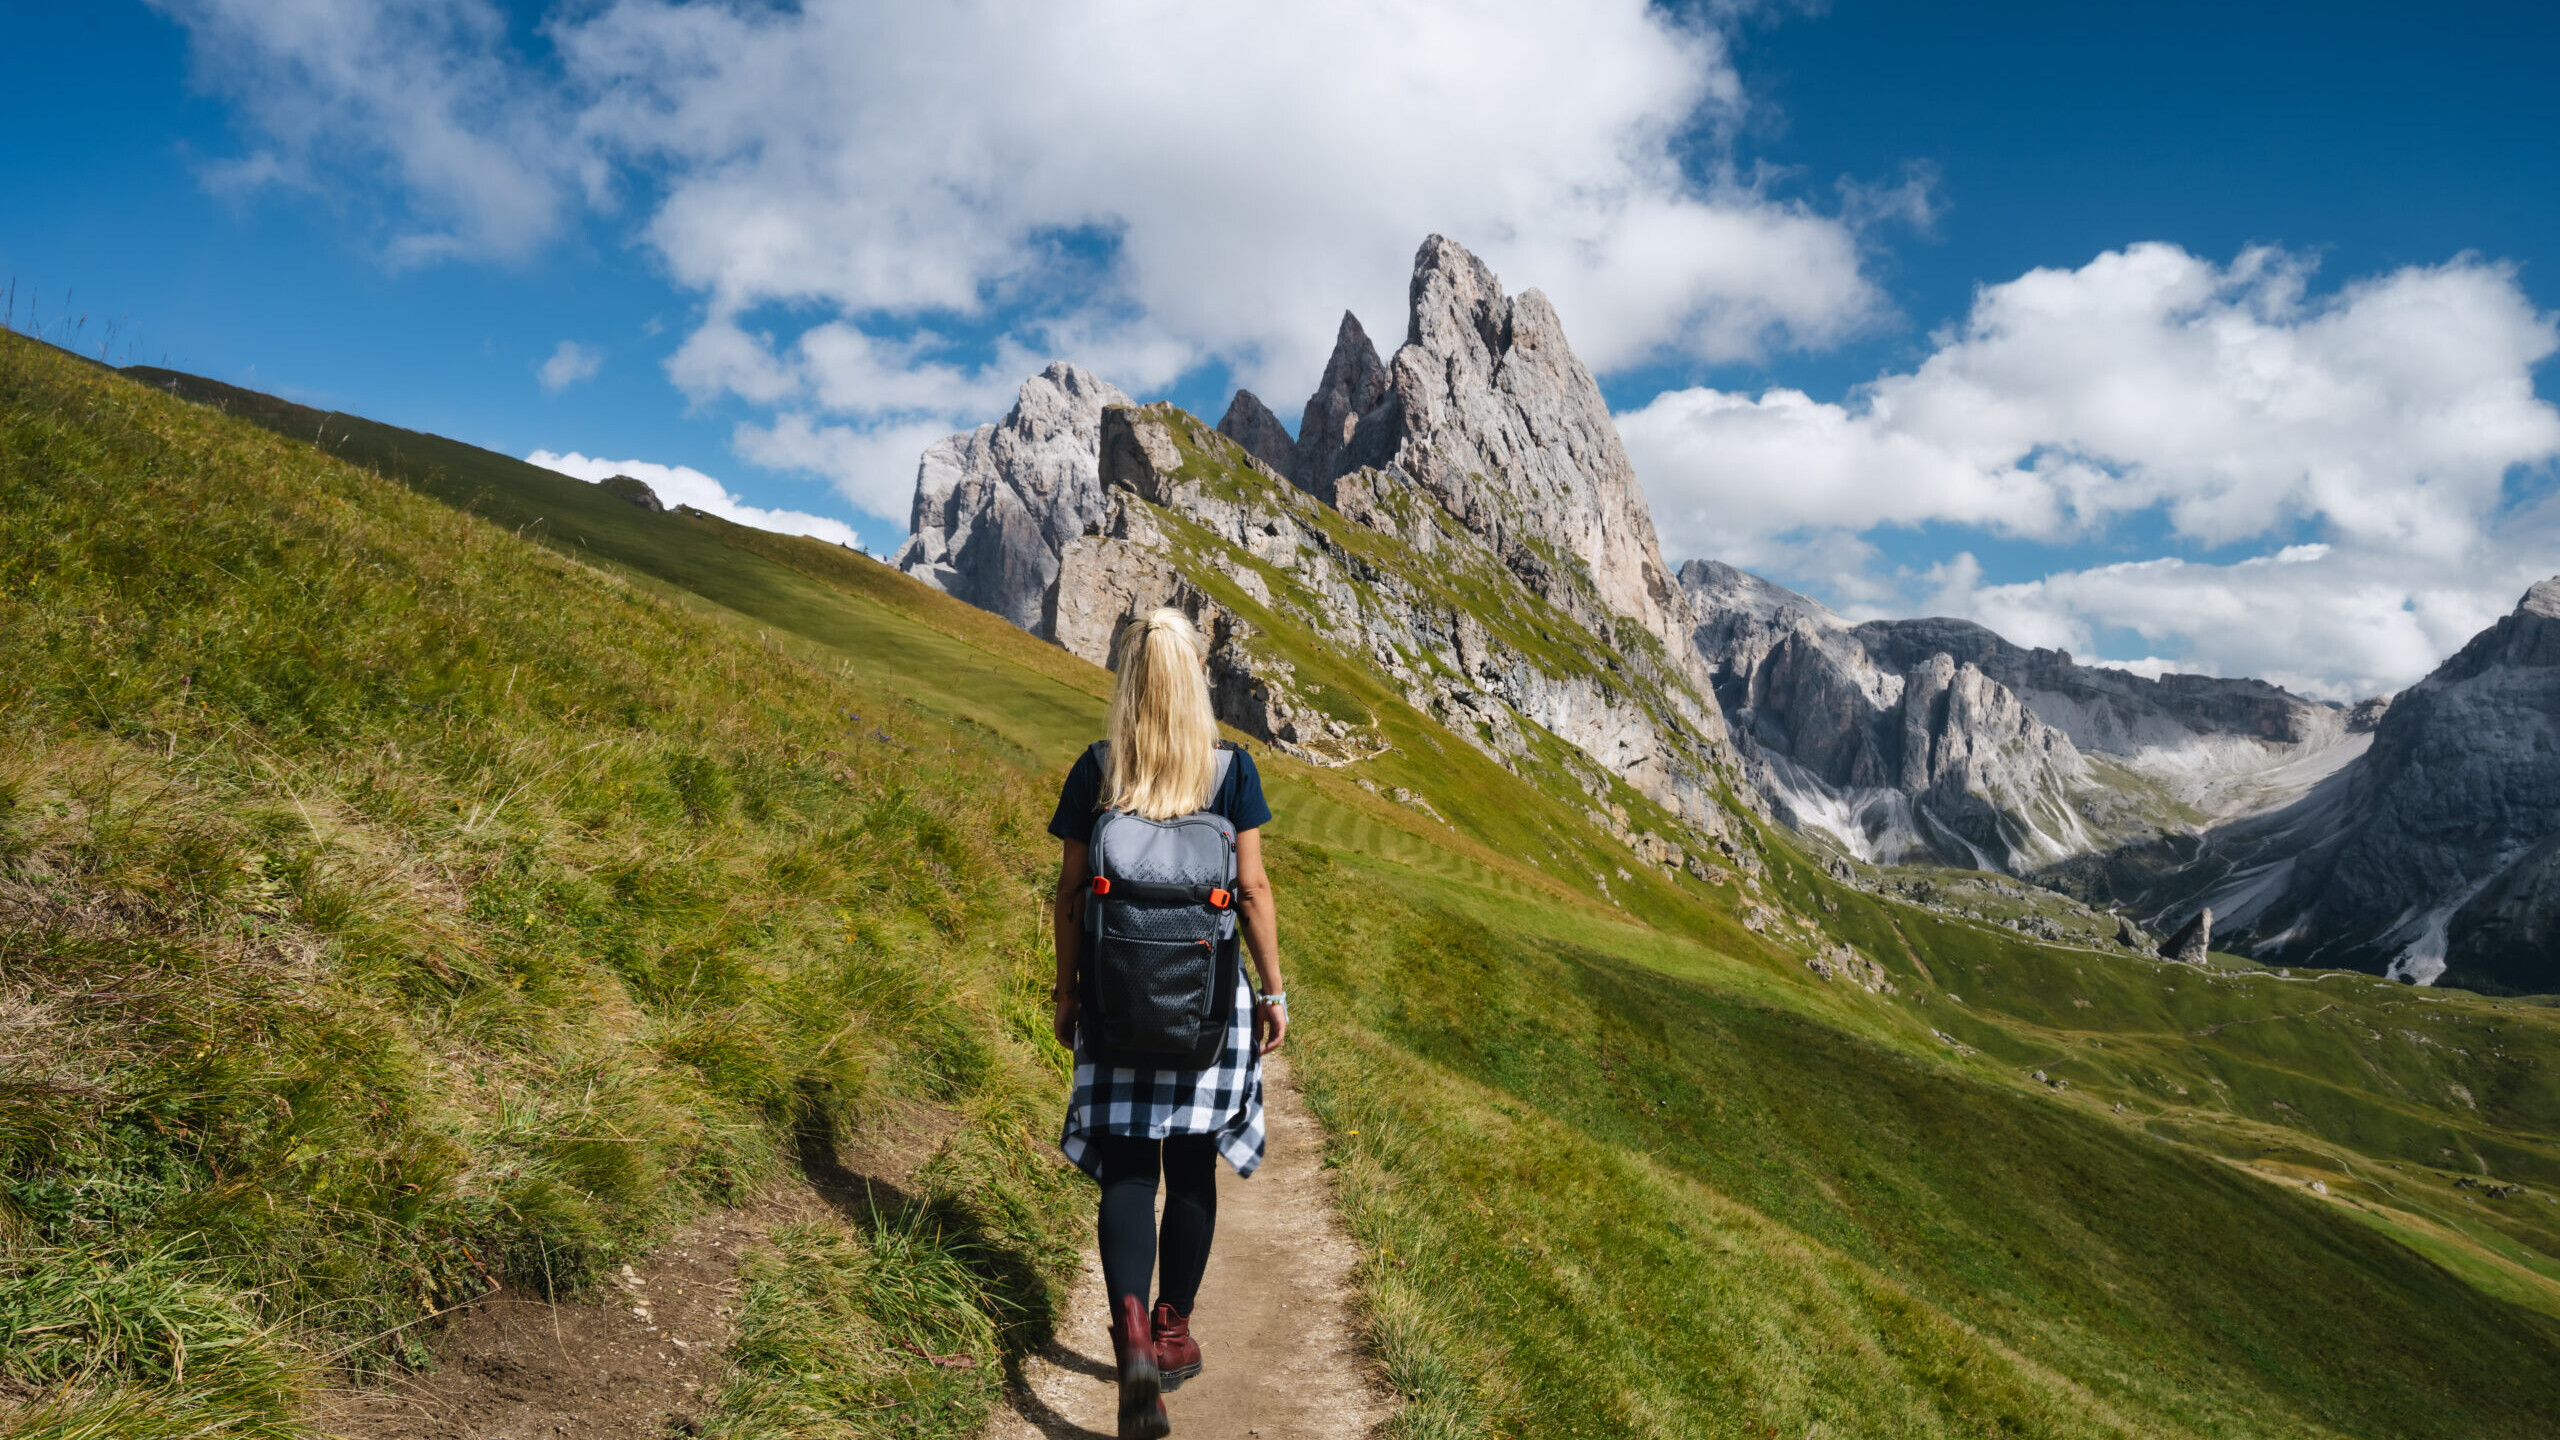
[526,450,867,551]
[730,416,960,526]
[1622,244,2560,695]
[152,0,588,263]
[1925,544,2553,702]
[538,340,602,392]
[571,0,1882,397]
[162,0,1885,405]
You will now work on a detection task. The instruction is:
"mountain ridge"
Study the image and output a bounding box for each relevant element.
[1681,558,2374,875]
[871,238,2552,998]
[907,235,1742,854]
[2066,576,2560,991]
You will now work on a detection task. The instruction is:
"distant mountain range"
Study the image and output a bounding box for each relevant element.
[870,236,2560,995]
[1678,559,2380,872]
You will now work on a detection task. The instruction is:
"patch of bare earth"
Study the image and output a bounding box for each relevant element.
[311,1102,965,1440]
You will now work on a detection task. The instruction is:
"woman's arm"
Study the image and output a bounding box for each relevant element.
[1050,838,1090,1049]
[1235,827,1288,1054]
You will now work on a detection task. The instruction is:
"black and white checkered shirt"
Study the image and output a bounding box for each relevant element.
[1060,972,1264,1178]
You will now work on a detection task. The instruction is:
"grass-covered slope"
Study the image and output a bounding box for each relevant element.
[0,336,1091,1437]
[20,339,2560,1438]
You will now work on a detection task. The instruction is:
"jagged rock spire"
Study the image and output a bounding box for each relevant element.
[1311,236,1697,661]
[1290,312,1390,504]
[1216,389,1297,476]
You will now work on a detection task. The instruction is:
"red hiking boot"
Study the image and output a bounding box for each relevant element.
[1110,1294,1169,1439]
[1152,1301,1203,1391]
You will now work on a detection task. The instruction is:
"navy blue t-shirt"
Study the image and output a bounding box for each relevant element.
[1047,742,1272,842]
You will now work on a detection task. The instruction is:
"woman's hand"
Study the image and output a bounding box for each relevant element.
[1052,990,1079,1050]
[1255,995,1288,1055]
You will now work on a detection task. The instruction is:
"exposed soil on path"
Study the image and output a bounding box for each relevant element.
[310,1102,960,1440]
[309,1208,759,1440]
[987,1056,1388,1440]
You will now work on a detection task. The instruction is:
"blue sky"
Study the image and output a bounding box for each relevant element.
[6,1,2556,698]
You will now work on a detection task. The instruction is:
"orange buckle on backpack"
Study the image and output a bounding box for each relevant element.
[1208,888,1231,908]
[1090,876,1112,896]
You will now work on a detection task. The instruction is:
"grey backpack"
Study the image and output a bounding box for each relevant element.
[1078,742,1241,1069]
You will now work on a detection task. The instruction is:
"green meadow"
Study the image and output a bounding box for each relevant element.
[5,332,2557,1436]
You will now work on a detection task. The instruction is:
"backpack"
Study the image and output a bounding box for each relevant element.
[1078,741,1241,1069]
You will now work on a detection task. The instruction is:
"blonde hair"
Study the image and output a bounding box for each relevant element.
[1104,608,1218,819]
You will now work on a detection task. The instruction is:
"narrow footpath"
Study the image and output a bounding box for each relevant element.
[310,1063,1384,1439]
[990,1057,1387,1440]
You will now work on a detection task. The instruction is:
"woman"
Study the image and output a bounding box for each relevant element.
[1049,608,1288,1440]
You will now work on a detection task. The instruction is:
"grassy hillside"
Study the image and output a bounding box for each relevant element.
[11,335,2559,1438]
[0,337,1092,1438]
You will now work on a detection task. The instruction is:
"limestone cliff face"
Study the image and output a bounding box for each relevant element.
[1681,558,2371,872]
[2088,577,2560,991]
[1313,237,1701,670]
[891,362,1129,635]
[1682,560,2091,869]
[1048,404,1736,836]
[902,236,1736,846]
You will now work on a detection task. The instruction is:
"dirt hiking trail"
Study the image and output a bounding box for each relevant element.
[312,1063,1383,1439]
[990,1056,1386,1440]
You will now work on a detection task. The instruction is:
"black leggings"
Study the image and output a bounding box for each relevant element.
[1093,1132,1218,1317]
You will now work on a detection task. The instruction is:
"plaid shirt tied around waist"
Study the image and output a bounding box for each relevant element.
[1060,973,1264,1179]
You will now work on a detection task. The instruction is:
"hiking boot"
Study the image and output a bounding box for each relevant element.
[1111,1294,1169,1439]
[1151,1301,1203,1391]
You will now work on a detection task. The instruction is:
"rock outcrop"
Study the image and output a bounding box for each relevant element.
[1216,390,1297,476]
[598,475,664,511]
[2083,578,2560,991]
[1683,559,2368,872]
[892,362,1130,634]
[2161,909,2211,964]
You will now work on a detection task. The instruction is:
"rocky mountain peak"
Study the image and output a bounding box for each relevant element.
[1336,235,1697,662]
[1405,233,1509,359]
[2409,573,2560,691]
[1290,311,1389,503]
[1216,389,1297,476]
[2525,575,2560,621]
[892,361,1130,634]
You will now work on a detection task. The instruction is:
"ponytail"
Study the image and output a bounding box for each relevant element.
[1103,608,1218,819]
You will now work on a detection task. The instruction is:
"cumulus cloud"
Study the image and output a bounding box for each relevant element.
[159,0,1889,521]
[152,0,589,264]
[537,340,602,392]
[526,450,866,551]
[731,416,960,526]
[1621,244,2560,695]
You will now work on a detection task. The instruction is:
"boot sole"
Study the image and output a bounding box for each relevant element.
[1118,1351,1168,1439]
[1160,1359,1202,1392]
